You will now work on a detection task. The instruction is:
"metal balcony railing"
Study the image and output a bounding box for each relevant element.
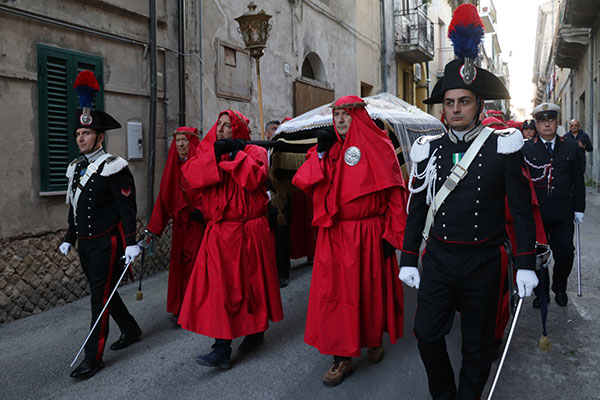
[394,8,434,63]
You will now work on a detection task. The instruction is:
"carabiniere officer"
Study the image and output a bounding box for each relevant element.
[59,71,142,379]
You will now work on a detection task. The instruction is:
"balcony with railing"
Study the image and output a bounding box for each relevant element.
[394,8,434,63]
[555,25,590,68]
[563,0,600,28]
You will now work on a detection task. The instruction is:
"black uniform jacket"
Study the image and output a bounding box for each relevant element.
[64,151,138,246]
[400,126,536,270]
[522,136,585,222]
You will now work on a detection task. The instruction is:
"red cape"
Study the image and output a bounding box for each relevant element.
[297,95,406,227]
[147,127,204,314]
[293,96,407,356]
[178,111,283,338]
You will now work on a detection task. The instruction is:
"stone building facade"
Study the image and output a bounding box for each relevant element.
[0,0,392,323]
[534,0,600,184]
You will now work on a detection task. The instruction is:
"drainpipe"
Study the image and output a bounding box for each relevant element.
[380,0,388,93]
[148,0,157,219]
[178,0,186,126]
[589,30,594,181]
[569,70,574,118]
[426,61,430,114]
[163,50,169,160]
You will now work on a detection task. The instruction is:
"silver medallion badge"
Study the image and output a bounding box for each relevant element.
[344,146,361,166]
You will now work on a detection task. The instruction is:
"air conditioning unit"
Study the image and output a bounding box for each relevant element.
[414,63,422,82]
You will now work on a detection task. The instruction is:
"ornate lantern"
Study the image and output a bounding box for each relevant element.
[235,2,272,139]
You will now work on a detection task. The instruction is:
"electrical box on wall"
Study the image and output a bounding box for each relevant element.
[127,121,143,160]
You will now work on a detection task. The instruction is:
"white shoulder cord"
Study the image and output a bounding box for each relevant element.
[407,148,439,214]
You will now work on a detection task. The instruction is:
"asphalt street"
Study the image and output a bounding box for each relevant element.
[1,187,599,399]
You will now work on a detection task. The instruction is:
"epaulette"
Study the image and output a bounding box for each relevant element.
[494,127,524,154]
[410,134,444,162]
[65,156,85,178]
[100,155,128,176]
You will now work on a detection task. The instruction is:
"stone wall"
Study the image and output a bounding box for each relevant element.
[0,219,172,324]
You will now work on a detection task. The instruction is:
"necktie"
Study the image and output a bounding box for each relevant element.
[545,142,553,156]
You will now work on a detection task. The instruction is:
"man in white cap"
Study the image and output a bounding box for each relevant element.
[522,102,585,307]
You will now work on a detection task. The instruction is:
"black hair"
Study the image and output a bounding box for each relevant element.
[265,120,280,129]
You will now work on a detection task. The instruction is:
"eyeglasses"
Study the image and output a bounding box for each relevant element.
[535,118,557,124]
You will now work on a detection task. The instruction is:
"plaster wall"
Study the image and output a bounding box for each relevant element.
[0,0,171,238]
[0,0,386,237]
[198,0,381,135]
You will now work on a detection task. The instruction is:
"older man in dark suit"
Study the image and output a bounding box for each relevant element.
[522,103,586,307]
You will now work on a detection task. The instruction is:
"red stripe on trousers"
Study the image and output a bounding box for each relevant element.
[94,235,118,362]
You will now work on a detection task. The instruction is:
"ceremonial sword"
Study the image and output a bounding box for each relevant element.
[486,296,523,400]
[575,220,582,297]
[70,256,133,367]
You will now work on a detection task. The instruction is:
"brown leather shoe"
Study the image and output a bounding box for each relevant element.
[367,346,384,363]
[322,360,353,386]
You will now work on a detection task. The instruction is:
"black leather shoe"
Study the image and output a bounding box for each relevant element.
[238,334,265,353]
[279,277,289,288]
[110,327,142,350]
[195,351,231,370]
[555,292,568,307]
[70,359,104,379]
[532,296,541,309]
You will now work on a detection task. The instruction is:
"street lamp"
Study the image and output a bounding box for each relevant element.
[235,2,272,139]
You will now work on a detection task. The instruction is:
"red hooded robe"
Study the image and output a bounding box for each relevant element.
[292,95,407,357]
[178,110,283,339]
[147,127,203,315]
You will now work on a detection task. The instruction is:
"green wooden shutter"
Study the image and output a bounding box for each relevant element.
[38,45,103,192]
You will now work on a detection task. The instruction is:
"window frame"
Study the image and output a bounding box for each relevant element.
[37,45,104,193]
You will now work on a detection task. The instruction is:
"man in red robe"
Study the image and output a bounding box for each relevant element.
[293,95,407,386]
[147,127,204,319]
[178,110,283,370]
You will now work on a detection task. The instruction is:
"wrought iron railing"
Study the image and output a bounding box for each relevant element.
[394,8,434,55]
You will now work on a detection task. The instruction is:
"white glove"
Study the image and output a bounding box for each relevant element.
[124,245,141,265]
[398,266,421,289]
[574,212,584,224]
[59,242,72,255]
[516,270,539,298]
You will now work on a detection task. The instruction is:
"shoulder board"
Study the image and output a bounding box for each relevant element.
[410,134,444,163]
[65,156,85,178]
[100,155,128,176]
[494,128,524,154]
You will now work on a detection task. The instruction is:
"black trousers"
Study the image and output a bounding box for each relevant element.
[542,219,575,294]
[78,231,139,363]
[274,224,291,280]
[414,239,502,400]
[268,202,291,280]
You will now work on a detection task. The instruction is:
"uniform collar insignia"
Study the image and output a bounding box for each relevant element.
[465,124,484,143]
[448,124,482,144]
[448,129,458,144]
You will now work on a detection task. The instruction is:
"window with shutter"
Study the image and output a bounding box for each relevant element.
[37,45,103,193]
